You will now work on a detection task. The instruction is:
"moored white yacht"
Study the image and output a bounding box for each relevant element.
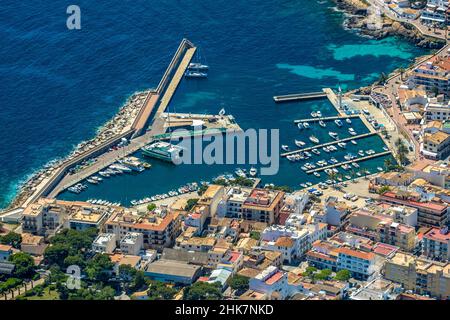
[309,135,320,144]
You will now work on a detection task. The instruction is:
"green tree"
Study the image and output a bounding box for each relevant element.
[303,266,317,278]
[334,269,351,281]
[85,254,114,283]
[183,281,223,300]
[197,184,208,196]
[313,269,332,281]
[0,231,22,248]
[0,277,23,294]
[44,243,71,267]
[184,198,199,211]
[119,264,146,292]
[250,231,260,240]
[227,275,249,292]
[147,281,177,300]
[378,72,388,85]
[9,252,35,279]
[63,254,86,269]
[377,185,391,195]
[147,203,156,212]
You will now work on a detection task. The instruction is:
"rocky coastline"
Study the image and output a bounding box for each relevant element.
[333,0,445,49]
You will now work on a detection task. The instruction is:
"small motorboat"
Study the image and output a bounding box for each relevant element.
[313,172,320,177]
[309,136,320,144]
[346,118,352,124]
[351,140,357,145]
[281,145,290,151]
[335,119,343,127]
[295,140,306,147]
[303,122,310,129]
[329,132,339,140]
[297,122,303,129]
[319,120,326,128]
[249,167,257,177]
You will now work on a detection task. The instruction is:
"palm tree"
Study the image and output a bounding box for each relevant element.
[384,158,393,171]
[398,67,405,81]
[328,171,337,188]
[349,169,357,182]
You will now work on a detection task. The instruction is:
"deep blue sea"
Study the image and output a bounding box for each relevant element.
[0,0,429,207]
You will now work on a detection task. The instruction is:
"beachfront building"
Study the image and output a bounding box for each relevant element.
[410,56,450,95]
[380,190,449,228]
[216,187,284,224]
[68,205,110,231]
[216,187,252,219]
[184,185,225,235]
[22,198,115,235]
[92,233,116,254]
[384,251,450,299]
[373,172,415,188]
[422,227,450,261]
[105,206,182,252]
[420,1,449,26]
[424,103,450,122]
[21,198,68,235]
[240,188,285,225]
[422,130,450,159]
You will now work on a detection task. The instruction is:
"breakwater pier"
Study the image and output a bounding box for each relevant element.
[273,91,327,102]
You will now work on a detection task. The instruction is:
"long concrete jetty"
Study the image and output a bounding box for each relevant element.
[294,114,359,123]
[132,39,196,138]
[155,47,196,117]
[305,151,393,174]
[281,132,377,157]
[273,91,327,103]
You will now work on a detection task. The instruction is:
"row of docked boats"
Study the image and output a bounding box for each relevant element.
[297,115,352,131]
[86,199,121,206]
[68,157,151,194]
[68,183,88,194]
[130,182,200,206]
[235,167,258,178]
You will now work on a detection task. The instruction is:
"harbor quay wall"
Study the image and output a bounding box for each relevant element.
[30,130,134,203]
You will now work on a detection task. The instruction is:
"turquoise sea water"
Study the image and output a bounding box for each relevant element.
[0,0,429,207]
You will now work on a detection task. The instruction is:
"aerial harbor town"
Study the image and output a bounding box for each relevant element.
[2,0,450,303]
